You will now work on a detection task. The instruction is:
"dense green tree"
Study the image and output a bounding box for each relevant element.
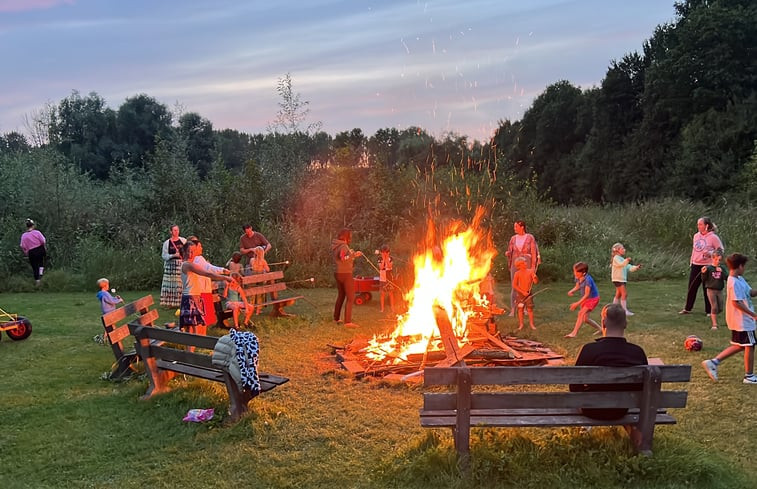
[115,94,173,167]
[0,131,30,155]
[214,129,253,172]
[333,128,366,167]
[367,128,401,168]
[177,112,215,176]
[48,91,118,178]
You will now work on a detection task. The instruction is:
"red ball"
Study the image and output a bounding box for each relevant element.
[684,335,703,351]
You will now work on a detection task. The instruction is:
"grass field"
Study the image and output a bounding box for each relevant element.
[1,279,755,489]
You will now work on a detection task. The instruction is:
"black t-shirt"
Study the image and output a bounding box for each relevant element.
[570,336,648,420]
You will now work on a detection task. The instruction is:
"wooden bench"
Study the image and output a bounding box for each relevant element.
[215,270,303,326]
[420,364,691,469]
[100,295,160,379]
[128,323,289,421]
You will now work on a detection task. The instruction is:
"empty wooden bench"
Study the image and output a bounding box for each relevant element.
[128,323,289,420]
[216,270,303,326]
[100,295,160,379]
[420,364,691,469]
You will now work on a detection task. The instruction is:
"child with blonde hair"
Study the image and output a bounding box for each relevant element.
[96,278,123,314]
[611,243,641,316]
[223,272,254,328]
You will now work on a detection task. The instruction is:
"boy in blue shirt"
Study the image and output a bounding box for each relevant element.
[97,278,123,314]
[702,253,757,384]
[565,262,602,338]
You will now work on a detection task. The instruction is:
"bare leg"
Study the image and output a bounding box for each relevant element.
[528,306,536,329]
[744,346,754,376]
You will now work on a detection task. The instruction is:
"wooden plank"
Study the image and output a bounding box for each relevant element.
[108,324,132,344]
[242,282,287,297]
[341,360,366,374]
[241,270,284,285]
[424,365,691,386]
[152,346,215,368]
[156,359,224,381]
[422,391,688,411]
[101,295,154,327]
[421,413,678,428]
[129,324,220,351]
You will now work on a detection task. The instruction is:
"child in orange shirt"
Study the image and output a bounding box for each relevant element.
[512,257,538,330]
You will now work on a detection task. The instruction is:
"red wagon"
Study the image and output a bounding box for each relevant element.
[354,276,381,305]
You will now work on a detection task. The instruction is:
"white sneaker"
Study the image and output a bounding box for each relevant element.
[625,310,634,316]
[702,360,719,382]
[744,375,757,384]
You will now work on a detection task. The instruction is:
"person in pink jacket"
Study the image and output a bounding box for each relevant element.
[680,216,724,315]
[19,218,46,286]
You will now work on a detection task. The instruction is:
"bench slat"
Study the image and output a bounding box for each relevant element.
[421,412,677,428]
[109,309,160,344]
[101,295,155,327]
[424,365,692,386]
[152,347,215,368]
[156,359,223,381]
[242,282,287,297]
[129,324,220,350]
[241,270,284,284]
[423,391,688,411]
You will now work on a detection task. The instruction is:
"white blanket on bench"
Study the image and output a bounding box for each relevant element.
[211,329,261,393]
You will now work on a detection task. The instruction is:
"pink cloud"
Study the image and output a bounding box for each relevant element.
[0,0,74,13]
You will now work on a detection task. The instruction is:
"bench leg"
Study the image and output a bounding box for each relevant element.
[224,374,255,421]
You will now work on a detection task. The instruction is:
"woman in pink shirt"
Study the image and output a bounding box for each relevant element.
[19,219,47,286]
[680,216,724,315]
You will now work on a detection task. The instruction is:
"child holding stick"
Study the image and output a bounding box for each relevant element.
[513,257,538,330]
[378,245,396,314]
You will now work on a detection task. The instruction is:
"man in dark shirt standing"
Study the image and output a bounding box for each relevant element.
[570,303,648,420]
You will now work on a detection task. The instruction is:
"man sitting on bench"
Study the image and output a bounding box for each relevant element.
[570,303,648,420]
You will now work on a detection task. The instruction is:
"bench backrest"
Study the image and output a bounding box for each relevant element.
[101,295,158,361]
[129,323,220,368]
[214,270,287,300]
[423,365,691,412]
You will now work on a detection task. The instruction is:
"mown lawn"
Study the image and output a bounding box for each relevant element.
[1,279,755,488]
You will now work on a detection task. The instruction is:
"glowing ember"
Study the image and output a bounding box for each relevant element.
[365,207,497,363]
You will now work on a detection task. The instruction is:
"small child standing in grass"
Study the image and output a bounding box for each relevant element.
[701,249,726,330]
[702,253,757,384]
[378,245,396,314]
[512,257,538,330]
[97,278,123,314]
[565,262,602,338]
[611,243,641,316]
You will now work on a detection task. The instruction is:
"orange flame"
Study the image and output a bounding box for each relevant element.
[365,207,497,362]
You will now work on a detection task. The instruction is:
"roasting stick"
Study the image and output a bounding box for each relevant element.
[358,252,404,292]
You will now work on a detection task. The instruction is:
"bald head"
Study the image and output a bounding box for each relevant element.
[601,303,627,336]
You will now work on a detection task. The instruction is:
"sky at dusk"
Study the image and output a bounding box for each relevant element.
[1,0,676,142]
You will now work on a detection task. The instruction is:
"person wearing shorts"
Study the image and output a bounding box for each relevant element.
[701,253,757,384]
[565,262,602,338]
